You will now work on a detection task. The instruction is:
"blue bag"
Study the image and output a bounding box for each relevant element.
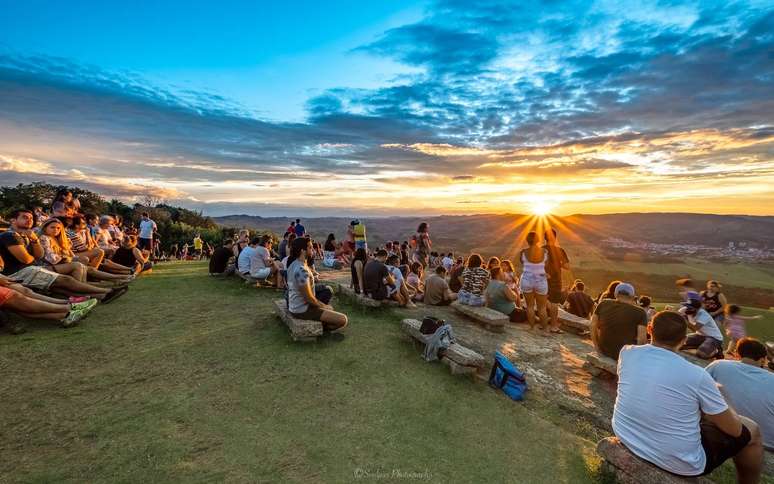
[488,351,528,401]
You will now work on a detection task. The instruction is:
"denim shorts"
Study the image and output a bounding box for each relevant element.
[521,272,548,295]
[458,290,485,306]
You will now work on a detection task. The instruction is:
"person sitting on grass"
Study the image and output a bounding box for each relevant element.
[458,253,489,307]
[94,215,118,257]
[721,305,763,356]
[237,237,259,277]
[707,338,774,452]
[405,262,424,302]
[386,254,415,308]
[613,310,763,482]
[66,216,133,275]
[423,265,457,306]
[680,292,725,360]
[322,234,343,269]
[39,218,133,284]
[253,235,283,287]
[637,295,657,321]
[209,239,235,276]
[363,249,395,301]
[285,237,347,331]
[0,273,97,329]
[112,235,153,274]
[485,266,525,322]
[0,210,126,303]
[564,280,595,319]
[591,282,648,360]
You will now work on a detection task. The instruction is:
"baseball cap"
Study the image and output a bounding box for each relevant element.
[681,291,702,309]
[614,283,635,297]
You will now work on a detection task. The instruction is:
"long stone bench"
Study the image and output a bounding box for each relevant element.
[273,299,323,342]
[597,437,713,483]
[401,318,485,376]
[450,301,507,333]
[584,351,618,376]
[558,308,591,334]
[339,285,401,308]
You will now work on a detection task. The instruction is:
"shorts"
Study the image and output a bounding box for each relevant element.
[291,305,324,321]
[249,267,272,279]
[700,420,752,475]
[8,266,59,291]
[547,282,565,304]
[355,240,367,250]
[521,272,548,295]
[458,290,485,306]
[387,284,399,297]
[138,238,153,250]
[683,334,723,358]
[0,286,15,306]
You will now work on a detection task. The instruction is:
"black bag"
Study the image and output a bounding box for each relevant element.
[420,316,444,335]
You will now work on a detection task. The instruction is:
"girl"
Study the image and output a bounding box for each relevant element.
[458,253,490,307]
[723,304,762,356]
[412,222,432,268]
[487,256,501,272]
[519,231,549,333]
[406,261,425,302]
[112,235,153,274]
[500,259,519,293]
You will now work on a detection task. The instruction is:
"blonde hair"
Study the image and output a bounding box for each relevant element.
[501,259,515,273]
[41,219,73,256]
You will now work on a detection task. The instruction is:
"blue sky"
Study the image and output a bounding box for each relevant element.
[1,0,773,216]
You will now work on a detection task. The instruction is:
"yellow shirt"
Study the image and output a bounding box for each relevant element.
[193,237,203,250]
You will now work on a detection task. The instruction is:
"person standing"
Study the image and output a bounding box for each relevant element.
[701,280,728,325]
[352,220,367,251]
[544,228,570,334]
[294,219,305,237]
[519,232,549,333]
[138,212,157,254]
[412,222,432,269]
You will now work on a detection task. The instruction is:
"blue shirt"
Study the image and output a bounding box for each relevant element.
[294,224,305,236]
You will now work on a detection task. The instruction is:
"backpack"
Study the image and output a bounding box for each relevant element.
[488,351,528,401]
[420,316,445,335]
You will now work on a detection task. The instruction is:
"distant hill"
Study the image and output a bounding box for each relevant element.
[213,213,774,251]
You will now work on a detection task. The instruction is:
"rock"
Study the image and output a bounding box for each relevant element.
[558,308,591,334]
[596,437,713,484]
[450,301,507,333]
[585,351,618,376]
[273,299,323,342]
[401,319,485,369]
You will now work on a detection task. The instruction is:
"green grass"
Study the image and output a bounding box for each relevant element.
[1,261,606,483]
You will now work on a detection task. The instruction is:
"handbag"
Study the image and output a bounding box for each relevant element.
[488,351,528,401]
[420,316,444,335]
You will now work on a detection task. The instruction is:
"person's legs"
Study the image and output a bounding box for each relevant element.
[3,291,69,320]
[725,337,739,355]
[682,333,706,350]
[86,266,132,282]
[535,293,549,332]
[319,309,348,331]
[524,292,536,329]
[700,417,762,484]
[53,262,87,282]
[696,337,722,359]
[733,416,763,484]
[50,274,111,298]
[9,283,68,305]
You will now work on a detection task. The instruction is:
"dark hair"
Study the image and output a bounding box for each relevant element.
[417,222,428,233]
[375,249,388,258]
[223,239,233,246]
[71,215,86,227]
[141,212,149,217]
[435,265,447,275]
[726,304,741,315]
[603,280,622,299]
[574,281,585,291]
[651,311,687,346]
[487,256,500,268]
[675,278,693,288]
[490,266,502,279]
[287,237,311,268]
[288,233,297,243]
[466,253,483,268]
[259,235,271,246]
[736,338,767,360]
[447,252,453,257]
[544,228,557,240]
[53,189,72,202]
[526,231,538,246]
[386,254,400,265]
[399,264,409,277]
[296,218,300,223]
[410,261,423,275]
[283,232,289,239]
[250,237,262,246]
[638,295,652,308]
[9,208,33,219]
[353,248,367,263]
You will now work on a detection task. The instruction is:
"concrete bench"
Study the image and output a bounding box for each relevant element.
[597,437,713,484]
[558,308,591,334]
[450,301,507,333]
[273,299,323,342]
[401,318,485,376]
[339,285,399,308]
[584,351,618,376]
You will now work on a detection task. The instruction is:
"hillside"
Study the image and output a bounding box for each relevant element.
[214,213,774,251]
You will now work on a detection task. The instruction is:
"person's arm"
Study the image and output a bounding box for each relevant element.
[590,313,600,348]
[503,285,518,302]
[39,237,62,265]
[6,239,37,265]
[355,261,365,291]
[636,325,648,345]
[132,247,148,263]
[704,407,743,438]
[714,294,728,316]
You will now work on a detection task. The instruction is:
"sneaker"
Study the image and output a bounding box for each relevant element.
[61,308,88,328]
[102,286,129,304]
[69,296,89,304]
[71,298,99,312]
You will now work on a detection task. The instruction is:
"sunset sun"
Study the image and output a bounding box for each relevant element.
[529,199,556,216]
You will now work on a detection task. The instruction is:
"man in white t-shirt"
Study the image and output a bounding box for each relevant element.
[250,235,283,287]
[707,338,774,451]
[138,212,157,252]
[237,238,259,275]
[442,253,454,272]
[680,292,724,359]
[613,311,763,481]
[386,254,415,308]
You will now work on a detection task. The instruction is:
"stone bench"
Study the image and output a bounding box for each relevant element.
[339,285,399,308]
[273,300,323,342]
[584,351,618,376]
[558,308,591,334]
[450,301,507,333]
[597,437,713,484]
[401,319,485,376]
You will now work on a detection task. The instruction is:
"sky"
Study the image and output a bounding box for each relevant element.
[0,0,772,217]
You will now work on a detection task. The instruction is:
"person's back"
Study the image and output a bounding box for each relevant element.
[566,290,594,318]
[252,245,270,270]
[707,358,774,450]
[593,298,647,359]
[112,246,136,267]
[286,258,310,314]
[363,258,388,298]
[461,267,489,296]
[193,237,203,251]
[237,246,256,274]
[294,223,305,237]
[209,246,232,274]
[139,218,155,240]
[424,273,450,305]
[485,279,515,316]
[448,264,464,292]
[614,343,729,475]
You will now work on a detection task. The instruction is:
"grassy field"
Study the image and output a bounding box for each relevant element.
[1,261,604,483]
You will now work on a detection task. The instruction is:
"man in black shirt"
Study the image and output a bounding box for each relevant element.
[363,249,394,301]
[564,280,595,319]
[544,229,570,333]
[591,282,648,359]
[209,239,235,276]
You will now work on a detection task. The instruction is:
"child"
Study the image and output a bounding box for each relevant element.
[638,295,657,321]
[500,260,519,293]
[406,262,424,302]
[723,304,762,356]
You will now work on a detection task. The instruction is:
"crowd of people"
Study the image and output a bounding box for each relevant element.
[0,190,156,333]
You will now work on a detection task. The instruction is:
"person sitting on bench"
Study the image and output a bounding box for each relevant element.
[424,265,457,306]
[363,249,395,301]
[285,237,347,331]
[613,311,763,482]
[591,282,648,360]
